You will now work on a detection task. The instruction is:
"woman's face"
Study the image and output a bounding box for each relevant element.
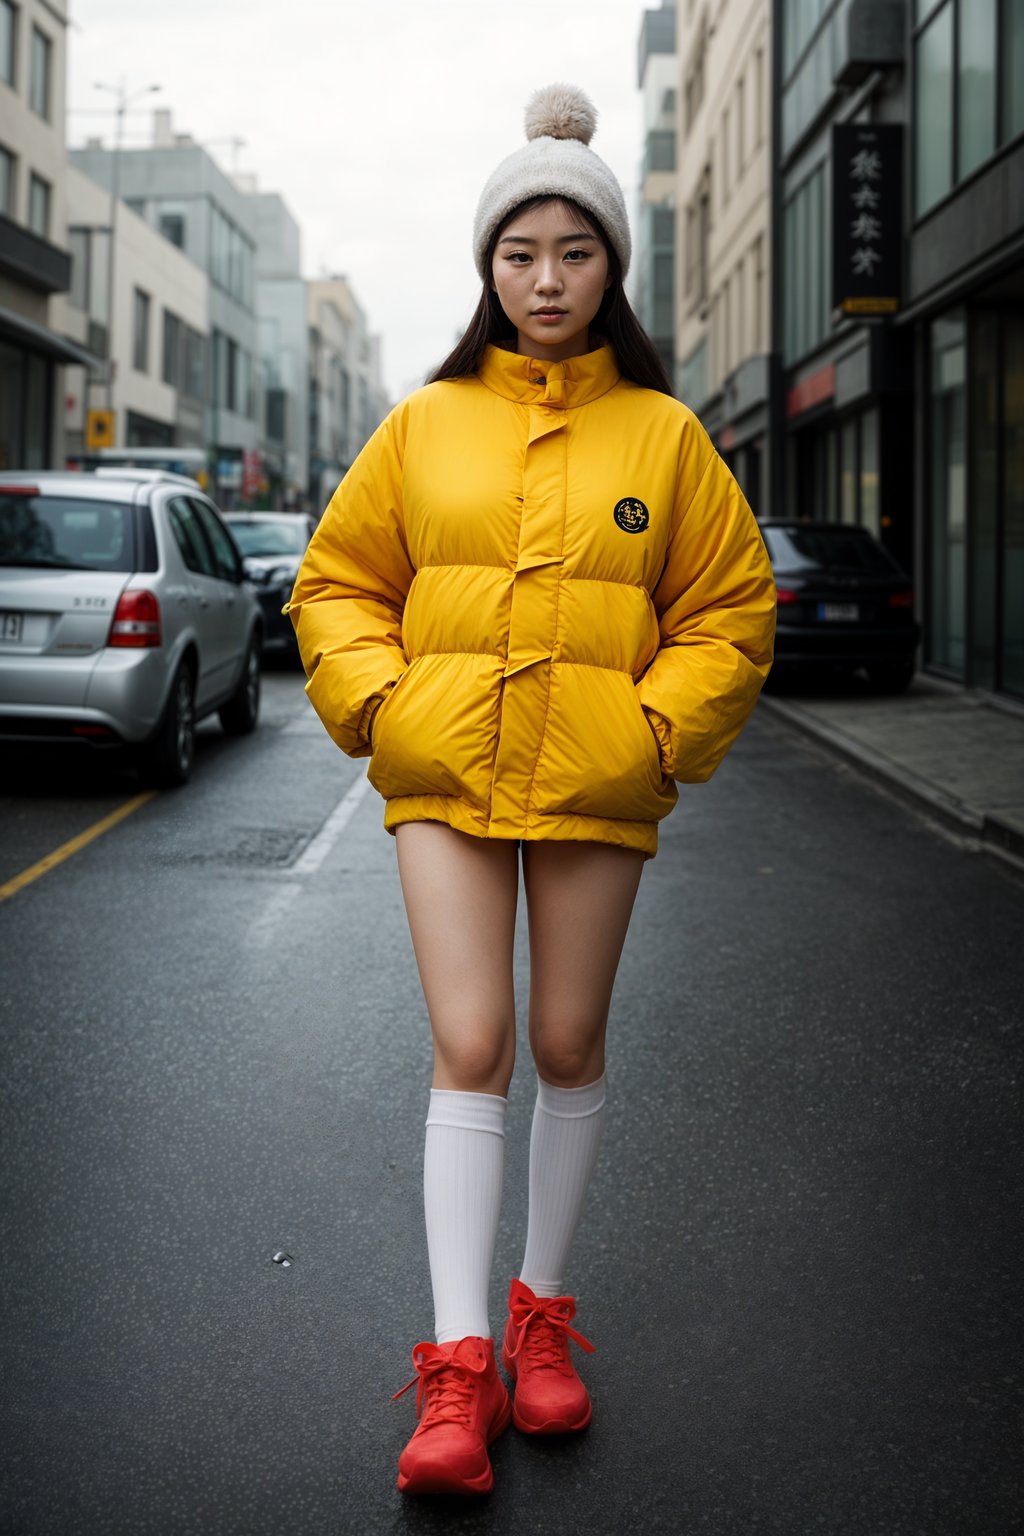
[491,200,611,363]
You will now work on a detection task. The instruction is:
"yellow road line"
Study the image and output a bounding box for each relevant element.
[0,791,158,904]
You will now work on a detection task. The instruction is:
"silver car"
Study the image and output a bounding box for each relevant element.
[0,469,262,786]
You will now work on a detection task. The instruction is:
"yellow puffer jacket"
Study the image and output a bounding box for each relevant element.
[288,342,775,857]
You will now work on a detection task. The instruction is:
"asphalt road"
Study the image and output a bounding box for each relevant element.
[1,667,1021,1535]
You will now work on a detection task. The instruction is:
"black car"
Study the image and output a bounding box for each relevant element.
[223,512,317,655]
[761,521,920,692]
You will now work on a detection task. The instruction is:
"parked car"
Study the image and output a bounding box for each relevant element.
[761,520,920,692]
[222,512,317,656]
[0,469,263,785]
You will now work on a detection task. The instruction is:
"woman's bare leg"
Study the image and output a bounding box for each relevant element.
[523,841,644,1087]
[395,822,520,1344]
[517,841,644,1298]
[395,822,520,1095]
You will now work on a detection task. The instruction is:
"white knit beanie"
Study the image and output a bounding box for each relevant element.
[473,84,631,280]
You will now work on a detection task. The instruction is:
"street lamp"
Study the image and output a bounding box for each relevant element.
[93,79,161,433]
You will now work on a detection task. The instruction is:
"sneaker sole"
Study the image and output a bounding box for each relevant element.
[510,1400,592,1436]
[397,1395,512,1496]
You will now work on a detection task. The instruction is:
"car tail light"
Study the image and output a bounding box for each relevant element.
[72,724,116,738]
[888,589,914,609]
[0,485,40,496]
[775,587,799,605]
[108,588,162,647]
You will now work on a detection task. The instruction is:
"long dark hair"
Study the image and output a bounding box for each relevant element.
[429,196,674,397]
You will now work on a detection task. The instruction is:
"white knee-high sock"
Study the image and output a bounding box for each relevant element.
[519,1073,607,1298]
[424,1088,507,1344]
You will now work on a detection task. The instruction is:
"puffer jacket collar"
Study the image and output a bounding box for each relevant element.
[477,341,620,409]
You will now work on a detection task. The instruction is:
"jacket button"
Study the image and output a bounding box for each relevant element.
[531,375,546,385]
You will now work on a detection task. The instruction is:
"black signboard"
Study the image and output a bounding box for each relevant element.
[832,123,902,317]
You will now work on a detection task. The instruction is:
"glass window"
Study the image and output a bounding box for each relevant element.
[784,199,797,361]
[860,409,880,537]
[68,228,89,311]
[29,26,51,119]
[1003,0,1024,141]
[23,353,47,469]
[0,143,12,217]
[27,173,50,238]
[162,309,182,387]
[807,170,822,354]
[226,517,308,557]
[764,524,902,575]
[167,496,216,577]
[795,181,809,357]
[0,493,135,569]
[186,328,206,401]
[840,419,858,524]
[1002,315,1024,696]
[928,312,967,674]
[783,0,829,76]
[916,5,954,214]
[191,498,241,582]
[971,312,1000,689]
[133,288,151,373]
[159,212,184,248]
[226,337,238,412]
[958,0,996,178]
[0,1,15,88]
[0,340,22,469]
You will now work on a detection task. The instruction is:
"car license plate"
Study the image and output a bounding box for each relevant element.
[0,611,24,641]
[818,602,859,622]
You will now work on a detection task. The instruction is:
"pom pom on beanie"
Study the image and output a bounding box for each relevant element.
[524,83,598,145]
[473,84,631,280]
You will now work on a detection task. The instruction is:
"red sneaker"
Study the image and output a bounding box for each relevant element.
[394,1336,511,1495]
[501,1278,596,1434]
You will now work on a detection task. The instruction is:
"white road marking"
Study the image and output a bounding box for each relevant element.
[242,770,371,949]
[292,769,372,875]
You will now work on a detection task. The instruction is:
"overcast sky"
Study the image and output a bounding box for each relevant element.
[67,0,648,401]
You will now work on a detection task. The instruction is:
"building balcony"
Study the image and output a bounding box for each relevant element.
[0,215,72,296]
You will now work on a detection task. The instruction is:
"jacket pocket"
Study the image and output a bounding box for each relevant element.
[532,664,675,823]
[367,652,503,808]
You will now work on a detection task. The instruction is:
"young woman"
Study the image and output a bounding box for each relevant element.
[288,84,776,1497]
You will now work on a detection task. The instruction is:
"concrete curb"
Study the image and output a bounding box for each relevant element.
[759,695,1024,872]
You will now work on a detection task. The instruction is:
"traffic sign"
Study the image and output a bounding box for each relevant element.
[85,410,115,449]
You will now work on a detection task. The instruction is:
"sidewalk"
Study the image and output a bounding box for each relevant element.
[760,674,1024,870]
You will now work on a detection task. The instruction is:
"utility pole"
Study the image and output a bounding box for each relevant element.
[92,78,161,441]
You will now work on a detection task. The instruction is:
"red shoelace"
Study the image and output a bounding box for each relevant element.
[393,1342,485,1426]
[506,1292,595,1374]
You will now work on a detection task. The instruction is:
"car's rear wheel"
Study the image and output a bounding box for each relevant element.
[219,634,261,735]
[866,659,915,694]
[139,661,195,787]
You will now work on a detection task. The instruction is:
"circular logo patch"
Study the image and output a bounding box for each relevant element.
[613,497,650,534]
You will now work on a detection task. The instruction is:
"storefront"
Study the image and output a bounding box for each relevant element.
[922,273,1024,699]
[0,306,93,471]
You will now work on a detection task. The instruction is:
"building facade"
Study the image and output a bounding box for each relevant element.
[906,0,1024,700]
[775,0,1023,703]
[636,2,677,381]
[72,110,260,501]
[674,0,773,514]
[777,0,912,571]
[0,0,91,468]
[250,187,309,509]
[307,275,388,510]
[55,163,208,461]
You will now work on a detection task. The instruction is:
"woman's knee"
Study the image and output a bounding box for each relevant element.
[433,1020,516,1094]
[529,1017,605,1088]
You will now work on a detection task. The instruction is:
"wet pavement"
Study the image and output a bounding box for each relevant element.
[762,672,1024,869]
[1,674,1021,1534]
